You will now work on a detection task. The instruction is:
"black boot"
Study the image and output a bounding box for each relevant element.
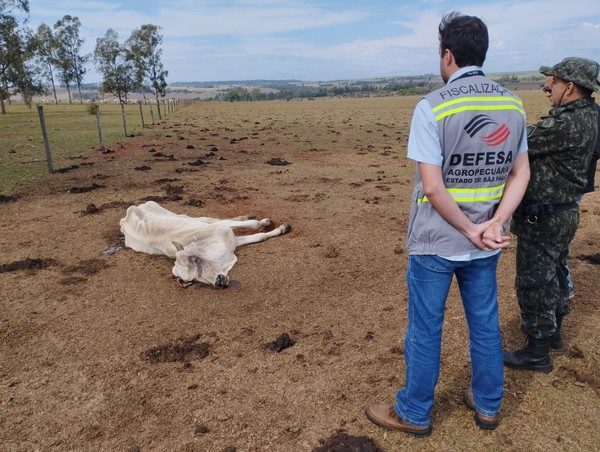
[503,336,552,373]
[549,313,564,350]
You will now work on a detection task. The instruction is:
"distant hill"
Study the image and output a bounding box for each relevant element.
[19,71,546,104]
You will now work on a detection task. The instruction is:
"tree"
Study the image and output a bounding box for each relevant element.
[54,50,74,103]
[93,28,133,104]
[250,88,266,101]
[0,0,43,113]
[127,24,167,119]
[0,13,24,111]
[54,15,88,104]
[225,86,250,102]
[125,28,149,101]
[0,0,28,17]
[34,23,59,104]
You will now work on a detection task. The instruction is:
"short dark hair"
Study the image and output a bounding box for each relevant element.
[577,85,593,98]
[439,12,489,67]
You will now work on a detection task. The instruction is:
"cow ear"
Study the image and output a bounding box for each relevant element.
[172,241,184,251]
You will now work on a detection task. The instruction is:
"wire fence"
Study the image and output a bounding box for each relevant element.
[0,99,193,194]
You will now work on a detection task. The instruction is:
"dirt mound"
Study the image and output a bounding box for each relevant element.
[143,333,210,363]
[578,253,600,265]
[0,258,56,273]
[67,183,105,193]
[0,194,18,204]
[267,157,291,166]
[187,158,208,166]
[54,164,80,173]
[82,200,132,215]
[314,432,381,452]
[266,333,295,352]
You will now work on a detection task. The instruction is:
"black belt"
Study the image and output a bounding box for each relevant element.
[514,202,578,224]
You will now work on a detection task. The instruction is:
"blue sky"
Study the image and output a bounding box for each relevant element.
[25,0,600,82]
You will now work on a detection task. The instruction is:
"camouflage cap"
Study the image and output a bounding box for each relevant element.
[540,57,600,92]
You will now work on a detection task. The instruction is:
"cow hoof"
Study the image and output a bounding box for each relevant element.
[260,218,272,228]
[281,224,292,234]
[177,277,194,287]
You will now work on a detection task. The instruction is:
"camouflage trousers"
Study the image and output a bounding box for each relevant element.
[515,237,573,339]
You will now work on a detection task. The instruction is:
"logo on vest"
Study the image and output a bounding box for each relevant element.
[464,114,511,146]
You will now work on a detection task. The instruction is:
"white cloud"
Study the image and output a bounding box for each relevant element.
[30,1,369,38]
[156,7,368,38]
[25,0,600,81]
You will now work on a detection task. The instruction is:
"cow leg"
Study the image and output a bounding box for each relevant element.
[194,215,256,223]
[229,214,257,221]
[217,218,272,230]
[235,224,291,246]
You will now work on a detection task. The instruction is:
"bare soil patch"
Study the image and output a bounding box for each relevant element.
[143,333,210,364]
[578,253,600,265]
[1,94,599,451]
[0,257,57,273]
[67,182,105,193]
[62,258,110,276]
[314,431,381,451]
[0,194,18,204]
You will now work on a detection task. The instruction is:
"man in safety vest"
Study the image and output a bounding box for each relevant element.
[365,12,530,435]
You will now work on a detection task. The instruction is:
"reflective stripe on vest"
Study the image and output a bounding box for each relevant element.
[418,183,505,204]
[433,96,525,121]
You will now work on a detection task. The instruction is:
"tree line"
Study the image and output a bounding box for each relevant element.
[217,80,437,102]
[0,1,169,117]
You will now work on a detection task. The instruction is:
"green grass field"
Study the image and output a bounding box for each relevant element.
[0,102,169,195]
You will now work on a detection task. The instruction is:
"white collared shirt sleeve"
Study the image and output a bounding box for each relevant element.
[407,98,443,166]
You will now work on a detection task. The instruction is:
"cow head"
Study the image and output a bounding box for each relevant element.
[171,241,237,288]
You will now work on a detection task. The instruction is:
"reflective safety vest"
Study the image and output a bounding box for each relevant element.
[407,72,526,255]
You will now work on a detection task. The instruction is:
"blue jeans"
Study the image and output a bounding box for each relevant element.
[395,254,503,427]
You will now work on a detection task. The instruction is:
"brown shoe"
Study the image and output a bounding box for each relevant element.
[463,389,499,430]
[365,404,431,437]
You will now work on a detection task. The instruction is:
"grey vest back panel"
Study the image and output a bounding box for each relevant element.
[407,74,526,255]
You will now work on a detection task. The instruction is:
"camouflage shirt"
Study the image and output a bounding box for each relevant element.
[583,103,600,193]
[511,97,597,243]
[521,96,598,205]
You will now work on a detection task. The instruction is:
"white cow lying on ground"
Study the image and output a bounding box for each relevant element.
[119,201,291,288]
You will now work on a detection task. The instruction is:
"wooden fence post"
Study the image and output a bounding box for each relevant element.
[149,105,155,125]
[138,101,145,128]
[121,102,128,137]
[95,104,106,151]
[36,105,54,173]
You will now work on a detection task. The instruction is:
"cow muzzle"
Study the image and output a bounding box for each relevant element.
[214,274,229,289]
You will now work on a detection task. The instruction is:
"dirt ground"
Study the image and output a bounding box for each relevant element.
[1,94,599,451]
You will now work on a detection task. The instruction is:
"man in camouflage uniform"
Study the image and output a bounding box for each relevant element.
[505,57,600,372]
[563,101,600,298]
